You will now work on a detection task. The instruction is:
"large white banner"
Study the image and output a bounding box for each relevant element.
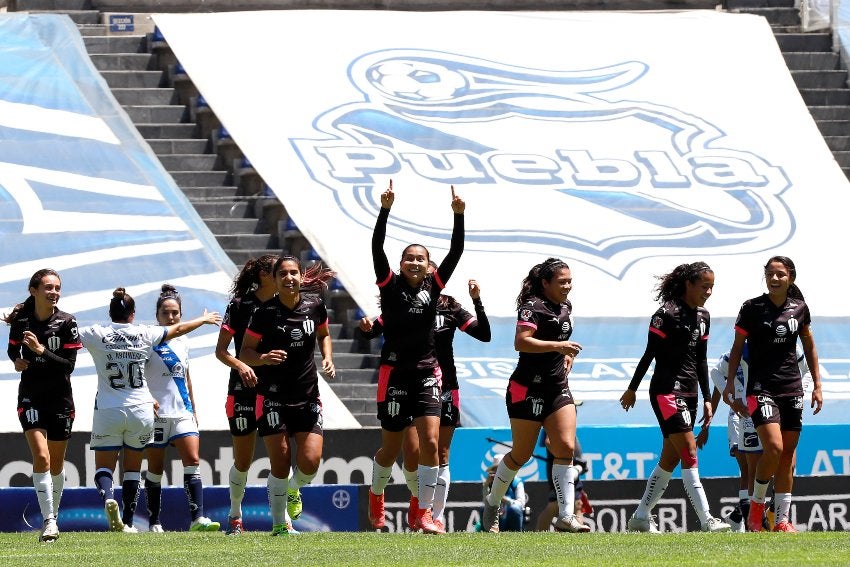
[154,10,849,320]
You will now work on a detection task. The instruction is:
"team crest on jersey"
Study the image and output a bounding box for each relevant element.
[292,49,792,277]
[651,316,664,329]
[520,309,533,322]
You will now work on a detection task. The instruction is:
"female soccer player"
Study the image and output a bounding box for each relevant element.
[722,256,822,533]
[239,255,336,536]
[482,257,588,534]
[214,254,278,535]
[144,284,220,532]
[360,271,491,531]
[79,287,220,533]
[620,262,730,533]
[4,269,80,542]
[366,180,465,534]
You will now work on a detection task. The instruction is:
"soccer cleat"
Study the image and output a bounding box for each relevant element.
[416,508,441,534]
[723,505,746,533]
[702,516,732,532]
[122,524,139,534]
[190,516,221,532]
[150,524,164,533]
[39,518,59,543]
[747,501,765,532]
[773,520,798,533]
[104,498,124,532]
[225,516,244,535]
[287,488,303,520]
[271,521,300,536]
[433,518,445,533]
[407,496,419,530]
[367,490,385,529]
[579,491,594,515]
[481,501,500,533]
[553,514,591,533]
[627,513,660,533]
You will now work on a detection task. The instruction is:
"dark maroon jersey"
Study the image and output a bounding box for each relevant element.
[245,294,328,404]
[222,292,264,393]
[509,296,573,390]
[7,308,81,408]
[435,296,490,391]
[734,294,811,397]
[645,299,710,397]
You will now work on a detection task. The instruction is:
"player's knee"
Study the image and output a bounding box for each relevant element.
[680,446,697,468]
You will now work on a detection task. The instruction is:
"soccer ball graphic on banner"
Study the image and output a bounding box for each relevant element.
[367,60,467,102]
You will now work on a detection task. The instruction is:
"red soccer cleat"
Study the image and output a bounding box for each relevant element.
[368,490,385,529]
[580,491,593,515]
[747,501,765,532]
[433,518,445,534]
[773,520,798,533]
[416,508,441,534]
[407,496,419,530]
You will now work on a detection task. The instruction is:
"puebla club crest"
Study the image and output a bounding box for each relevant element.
[293,49,792,277]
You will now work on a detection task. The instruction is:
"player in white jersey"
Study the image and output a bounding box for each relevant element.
[699,344,809,531]
[143,285,220,533]
[79,287,220,533]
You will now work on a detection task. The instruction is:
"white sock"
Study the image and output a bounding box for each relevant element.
[432,465,450,521]
[681,468,710,525]
[551,463,576,519]
[635,465,672,518]
[775,492,792,523]
[417,464,438,509]
[229,465,248,518]
[738,488,749,506]
[486,459,517,507]
[403,467,419,497]
[290,467,316,491]
[752,479,770,504]
[33,471,54,521]
[370,459,393,496]
[267,473,289,525]
[52,470,65,516]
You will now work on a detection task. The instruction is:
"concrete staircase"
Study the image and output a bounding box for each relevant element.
[727,0,850,178]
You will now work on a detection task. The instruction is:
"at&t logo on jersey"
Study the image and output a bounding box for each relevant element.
[292,49,793,277]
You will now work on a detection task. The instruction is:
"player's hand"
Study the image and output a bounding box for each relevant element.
[14,358,29,372]
[700,400,713,427]
[322,358,336,380]
[359,317,373,333]
[22,331,45,355]
[237,362,258,387]
[556,341,581,357]
[620,389,636,411]
[564,354,574,376]
[812,386,823,415]
[380,180,394,209]
[263,349,287,365]
[695,427,709,449]
[201,309,222,326]
[468,279,481,300]
[450,185,465,214]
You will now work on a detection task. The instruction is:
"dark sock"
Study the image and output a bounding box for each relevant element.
[122,478,140,526]
[185,473,204,521]
[94,470,114,502]
[145,478,162,525]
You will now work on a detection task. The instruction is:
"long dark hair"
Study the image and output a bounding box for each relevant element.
[2,269,61,325]
[229,254,278,299]
[516,257,570,309]
[654,262,712,303]
[273,255,336,295]
[109,287,135,322]
[765,255,804,300]
[156,283,182,314]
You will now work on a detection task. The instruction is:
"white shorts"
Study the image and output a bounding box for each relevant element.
[90,403,155,451]
[737,413,762,453]
[726,410,741,453]
[148,414,199,448]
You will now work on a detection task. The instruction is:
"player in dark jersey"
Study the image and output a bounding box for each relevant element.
[620,262,730,533]
[482,258,589,534]
[367,180,465,534]
[239,255,336,536]
[4,269,80,543]
[722,256,823,533]
[214,254,277,535]
[360,267,491,531]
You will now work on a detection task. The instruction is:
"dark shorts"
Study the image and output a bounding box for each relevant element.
[376,365,442,432]
[226,390,259,437]
[18,400,74,441]
[257,395,323,437]
[505,380,574,422]
[440,388,461,428]
[748,393,803,432]
[650,393,697,438]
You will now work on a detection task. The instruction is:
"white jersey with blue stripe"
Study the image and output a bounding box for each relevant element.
[79,322,166,409]
[146,335,193,418]
[710,345,810,408]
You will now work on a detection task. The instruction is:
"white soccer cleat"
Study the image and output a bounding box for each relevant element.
[104,499,124,532]
[481,501,500,533]
[122,524,139,534]
[39,518,59,542]
[150,524,164,533]
[190,516,221,532]
[702,516,732,533]
[627,513,661,533]
[553,514,591,533]
[723,507,746,533]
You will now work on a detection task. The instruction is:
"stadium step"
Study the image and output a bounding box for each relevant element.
[783,52,840,71]
[100,70,163,88]
[111,88,177,106]
[147,138,209,155]
[83,35,147,54]
[89,53,155,71]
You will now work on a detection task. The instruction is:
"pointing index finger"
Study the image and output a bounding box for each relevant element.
[451,184,456,199]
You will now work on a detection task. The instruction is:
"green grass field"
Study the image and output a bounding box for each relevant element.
[2,531,849,566]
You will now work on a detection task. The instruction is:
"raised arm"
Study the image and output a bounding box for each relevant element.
[462,280,490,342]
[372,181,393,281]
[434,185,465,285]
[164,309,221,342]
